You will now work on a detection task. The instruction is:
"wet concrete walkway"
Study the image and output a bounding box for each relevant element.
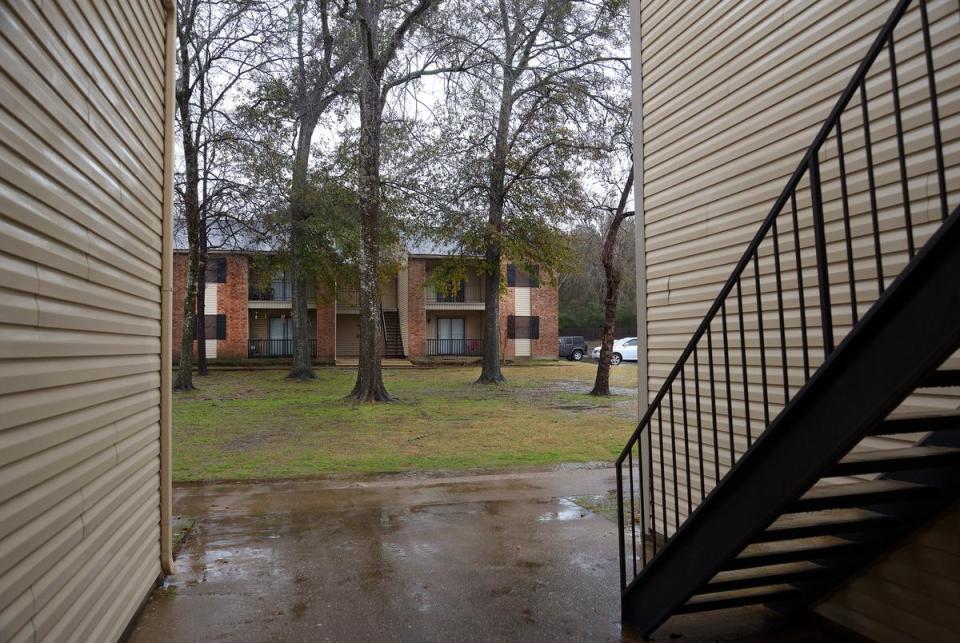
[128,468,861,642]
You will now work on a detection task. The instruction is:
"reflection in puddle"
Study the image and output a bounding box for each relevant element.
[537,498,586,522]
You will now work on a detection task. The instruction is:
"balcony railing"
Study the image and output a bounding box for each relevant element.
[248,338,317,358]
[426,338,482,356]
[425,285,483,304]
[337,289,359,307]
[249,281,293,301]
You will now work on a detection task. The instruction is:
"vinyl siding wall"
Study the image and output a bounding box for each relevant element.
[635,0,959,638]
[0,0,170,640]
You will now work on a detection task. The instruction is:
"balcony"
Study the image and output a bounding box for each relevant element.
[426,338,482,357]
[249,280,292,302]
[248,338,317,358]
[424,284,484,309]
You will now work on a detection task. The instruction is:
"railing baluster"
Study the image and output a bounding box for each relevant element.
[772,218,790,404]
[860,81,885,294]
[693,345,705,500]
[809,153,835,356]
[648,423,657,557]
[680,365,691,512]
[753,253,770,428]
[639,440,647,567]
[836,119,859,325]
[707,326,720,485]
[658,406,667,538]
[668,386,680,532]
[920,0,948,221]
[616,463,625,589]
[628,448,637,577]
[721,301,735,465]
[791,193,811,378]
[736,279,752,446]
[888,32,915,258]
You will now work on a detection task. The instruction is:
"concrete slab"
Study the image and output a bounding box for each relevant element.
[128,468,863,642]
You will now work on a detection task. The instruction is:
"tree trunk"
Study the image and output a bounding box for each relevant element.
[287,115,320,381]
[174,37,199,392]
[174,151,201,391]
[349,62,391,402]
[196,217,208,375]
[477,68,515,385]
[590,165,634,396]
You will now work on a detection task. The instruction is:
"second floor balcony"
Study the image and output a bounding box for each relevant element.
[425,284,484,308]
[249,277,293,302]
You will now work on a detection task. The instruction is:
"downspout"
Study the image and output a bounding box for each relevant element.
[630,0,650,522]
[160,0,176,575]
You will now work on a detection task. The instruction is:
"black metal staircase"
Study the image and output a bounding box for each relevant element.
[616,0,960,636]
[382,310,405,358]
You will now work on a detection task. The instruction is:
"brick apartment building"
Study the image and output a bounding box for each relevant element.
[172,241,558,363]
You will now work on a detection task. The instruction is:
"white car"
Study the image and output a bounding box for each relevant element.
[591,337,639,365]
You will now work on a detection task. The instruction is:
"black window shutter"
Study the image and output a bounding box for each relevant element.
[217,258,227,283]
[217,314,227,340]
[506,264,517,287]
[530,266,540,288]
[530,316,540,340]
[507,315,516,339]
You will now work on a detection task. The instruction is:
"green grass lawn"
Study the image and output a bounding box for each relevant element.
[173,362,638,481]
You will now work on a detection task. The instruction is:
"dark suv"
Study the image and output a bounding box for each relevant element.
[558,336,587,361]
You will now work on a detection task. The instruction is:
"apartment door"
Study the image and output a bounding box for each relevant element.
[437,317,465,355]
[269,316,292,356]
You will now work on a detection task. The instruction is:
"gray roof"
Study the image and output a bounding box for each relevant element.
[404,238,478,257]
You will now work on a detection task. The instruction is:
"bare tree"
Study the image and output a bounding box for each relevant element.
[420,0,629,384]
[346,0,465,401]
[590,163,633,396]
[284,0,358,381]
[174,0,272,391]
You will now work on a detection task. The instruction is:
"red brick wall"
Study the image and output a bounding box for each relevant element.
[217,255,249,359]
[531,278,559,359]
[316,283,336,361]
[407,259,426,357]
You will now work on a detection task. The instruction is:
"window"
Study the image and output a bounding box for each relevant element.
[623,338,638,347]
[205,257,227,283]
[197,314,226,340]
[506,264,539,288]
[507,315,540,340]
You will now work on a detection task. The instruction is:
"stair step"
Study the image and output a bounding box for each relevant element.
[757,508,896,542]
[871,411,960,435]
[678,584,800,613]
[920,370,960,388]
[724,536,860,570]
[828,446,960,476]
[788,480,938,512]
[703,562,831,593]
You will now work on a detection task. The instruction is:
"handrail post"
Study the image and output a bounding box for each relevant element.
[809,154,835,356]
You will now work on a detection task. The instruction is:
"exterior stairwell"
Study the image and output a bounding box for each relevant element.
[617,0,960,636]
[382,310,405,358]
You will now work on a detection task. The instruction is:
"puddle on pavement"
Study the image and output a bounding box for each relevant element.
[537,497,588,522]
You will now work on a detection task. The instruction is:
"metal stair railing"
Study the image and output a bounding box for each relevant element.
[617,0,955,596]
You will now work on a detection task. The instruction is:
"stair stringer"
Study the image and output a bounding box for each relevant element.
[622,208,960,636]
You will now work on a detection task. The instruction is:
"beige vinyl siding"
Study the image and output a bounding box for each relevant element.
[0,1,170,641]
[514,287,531,357]
[817,502,960,642]
[381,275,398,311]
[336,314,360,357]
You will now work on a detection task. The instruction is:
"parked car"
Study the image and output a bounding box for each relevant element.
[591,337,639,365]
[558,336,588,361]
